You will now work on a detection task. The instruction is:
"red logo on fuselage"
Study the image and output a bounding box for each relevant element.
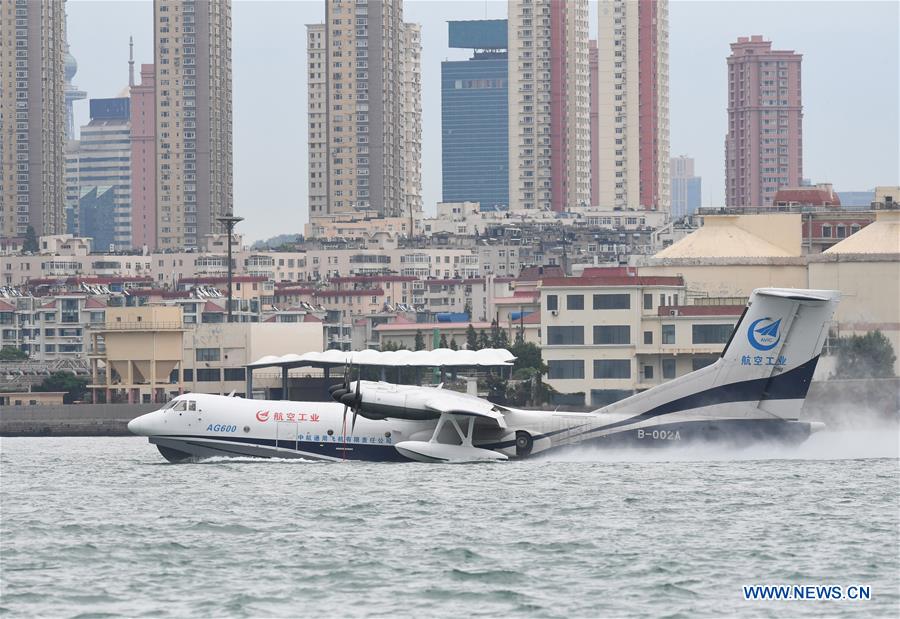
[256,410,270,422]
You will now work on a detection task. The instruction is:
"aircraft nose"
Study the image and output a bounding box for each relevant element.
[128,413,152,436]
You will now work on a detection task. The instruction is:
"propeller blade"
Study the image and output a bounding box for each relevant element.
[354,377,362,409]
[351,409,358,434]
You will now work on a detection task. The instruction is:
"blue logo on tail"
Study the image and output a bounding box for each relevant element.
[748,318,782,351]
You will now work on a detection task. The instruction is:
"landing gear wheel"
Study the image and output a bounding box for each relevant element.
[515,431,533,458]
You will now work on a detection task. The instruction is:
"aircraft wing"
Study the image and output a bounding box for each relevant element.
[424,393,507,429]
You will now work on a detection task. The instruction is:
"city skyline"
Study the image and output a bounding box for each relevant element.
[65,0,899,242]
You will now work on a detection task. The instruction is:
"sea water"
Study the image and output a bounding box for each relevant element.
[1,431,898,618]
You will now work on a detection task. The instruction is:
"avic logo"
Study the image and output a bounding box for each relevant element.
[255,410,270,422]
[748,317,782,351]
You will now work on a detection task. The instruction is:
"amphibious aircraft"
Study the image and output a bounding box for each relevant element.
[128,288,839,463]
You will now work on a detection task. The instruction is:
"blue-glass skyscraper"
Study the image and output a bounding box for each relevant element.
[441,20,508,210]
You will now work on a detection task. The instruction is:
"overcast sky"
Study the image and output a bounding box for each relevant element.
[67,0,899,242]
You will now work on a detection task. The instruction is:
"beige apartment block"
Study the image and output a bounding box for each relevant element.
[89,305,185,404]
[596,0,669,211]
[153,0,233,250]
[307,1,422,231]
[538,274,742,407]
[0,0,67,238]
[507,0,590,211]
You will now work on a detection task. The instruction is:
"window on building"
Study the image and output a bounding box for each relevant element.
[546,294,558,311]
[643,293,653,310]
[692,324,734,344]
[183,369,194,382]
[547,326,584,345]
[643,331,653,345]
[566,295,584,310]
[548,360,584,379]
[593,325,630,345]
[593,293,630,310]
[196,368,221,382]
[822,225,832,238]
[662,325,676,345]
[224,368,246,381]
[692,356,718,371]
[662,358,676,379]
[196,348,220,362]
[643,365,654,380]
[593,359,631,379]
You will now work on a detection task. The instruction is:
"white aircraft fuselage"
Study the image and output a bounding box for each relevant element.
[129,288,839,463]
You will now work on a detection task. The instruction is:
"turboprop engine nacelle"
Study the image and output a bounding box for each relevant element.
[332,381,441,421]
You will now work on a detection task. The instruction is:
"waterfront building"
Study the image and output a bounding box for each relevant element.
[0,0,67,238]
[307,0,422,230]
[595,0,670,211]
[726,36,803,207]
[670,156,701,218]
[441,20,509,210]
[507,0,590,212]
[153,0,233,250]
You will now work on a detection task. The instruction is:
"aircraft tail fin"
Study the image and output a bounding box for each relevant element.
[596,288,840,422]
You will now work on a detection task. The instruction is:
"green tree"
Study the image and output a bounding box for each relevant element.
[466,323,478,350]
[835,330,896,379]
[33,371,88,404]
[511,340,548,374]
[497,327,510,350]
[22,225,38,253]
[477,329,490,350]
[463,299,473,319]
[414,330,426,351]
[0,346,28,361]
[449,337,459,351]
[439,333,449,348]
[490,318,501,348]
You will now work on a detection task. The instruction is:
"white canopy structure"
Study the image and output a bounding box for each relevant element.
[248,348,516,370]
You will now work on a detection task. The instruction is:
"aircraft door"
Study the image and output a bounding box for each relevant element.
[275,421,299,453]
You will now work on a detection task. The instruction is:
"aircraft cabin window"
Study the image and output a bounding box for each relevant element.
[188,401,197,411]
[173,401,187,412]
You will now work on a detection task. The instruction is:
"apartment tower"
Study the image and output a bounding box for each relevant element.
[507,0,590,212]
[153,0,233,250]
[0,0,67,239]
[726,35,802,207]
[595,0,669,211]
[307,0,422,230]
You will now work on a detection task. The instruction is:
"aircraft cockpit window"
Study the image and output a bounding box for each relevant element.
[173,401,187,412]
[161,400,177,410]
[188,401,197,411]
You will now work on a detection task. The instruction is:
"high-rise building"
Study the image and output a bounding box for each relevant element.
[153,0,233,250]
[670,155,701,219]
[307,0,422,231]
[726,35,803,207]
[0,0,67,239]
[507,0,590,212]
[595,0,670,212]
[131,64,157,250]
[441,20,509,210]
[67,98,133,250]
